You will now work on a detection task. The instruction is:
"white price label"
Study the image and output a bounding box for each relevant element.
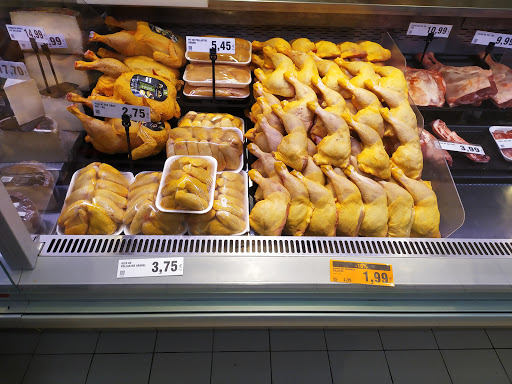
[472,30,512,48]
[6,24,47,43]
[439,141,485,155]
[19,34,67,50]
[0,61,30,80]
[407,23,452,38]
[495,139,512,149]
[186,36,236,54]
[117,257,184,278]
[92,100,151,122]
[1,176,13,183]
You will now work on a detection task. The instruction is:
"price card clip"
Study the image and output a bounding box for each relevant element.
[483,42,496,62]
[209,47,217,103]
[418,31,436,68]
[121,113,133,162]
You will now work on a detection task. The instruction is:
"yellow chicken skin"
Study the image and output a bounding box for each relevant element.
[252,38,291,52]
[391,166,441,238]
[357,41,391,62]
[254,46,297,98]
[379,180,415,237]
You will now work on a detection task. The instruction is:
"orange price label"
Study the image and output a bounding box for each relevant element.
[330,260,394,287]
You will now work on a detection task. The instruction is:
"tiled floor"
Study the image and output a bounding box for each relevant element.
[1,328,512,383]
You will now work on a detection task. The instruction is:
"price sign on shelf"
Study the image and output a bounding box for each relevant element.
[472,30,512,48]
[438,141,485,155]
[117,257,184,278]
[0,60,30,80]
[330,260,394,287]
[407,23,452,38]
[186,36,236,54]
[92,100,151,123]
[19,34,67,50]
[6,24,47,44]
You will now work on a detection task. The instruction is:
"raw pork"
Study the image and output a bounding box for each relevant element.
[419,52,497,107]
[405,66,446,107]
[481,53,512,109]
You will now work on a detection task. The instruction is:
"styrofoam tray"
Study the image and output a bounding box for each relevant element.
[123,171,188,235]
[183,64,251,88]
[156,155,218,214]
[489,126,512,162]
[57,165,133,235]
[185,41,252,66]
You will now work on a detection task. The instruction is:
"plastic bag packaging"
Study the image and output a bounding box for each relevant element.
[186,36,251,65]
[124,171,186,235]
[188,171,249,235]
[178,111,244,131]
[9,192,42,234]
[0,161,56,210]
[183,63,251,87]
[157,156,217,214]
[183,83,250,99]
[57,162,133,235]
[166,127,243,172]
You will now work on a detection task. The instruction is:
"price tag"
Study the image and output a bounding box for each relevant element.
[0,61,30,80]
[1,176,13,183]
[186,36,236,54]
[494,139,512,149]
[19,34,67,50]
[472,30,512,49]
[6,24,47,44]
[330,260,394,286]
[92,100,150,123]
[117,257,183,278]
[407,22,452,38]
[438,141,485,155]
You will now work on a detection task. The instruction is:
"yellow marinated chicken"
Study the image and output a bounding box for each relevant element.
[391,166,441,238]
[254,46,297,97]
[379,180,415,238]
[357,41,391,62]
[67,105,170,160]
[57,163,130,235]
[290,38,316,52]
[124,172,185,235]
[337,42,367,59]
[252,37,291,52]
[178,111,243,131]
[315,40,341,58]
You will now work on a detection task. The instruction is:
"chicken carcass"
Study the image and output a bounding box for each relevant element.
[405,66,446,107]
[481,53,512,109]
[419,52,497,107]
[430,119,490,163]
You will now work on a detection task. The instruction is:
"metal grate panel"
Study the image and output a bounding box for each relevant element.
[38,235,512,258]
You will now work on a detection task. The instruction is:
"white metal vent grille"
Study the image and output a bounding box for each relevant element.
[38,235,512,258]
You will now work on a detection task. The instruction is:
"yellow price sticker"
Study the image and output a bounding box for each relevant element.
[330,260,394,287]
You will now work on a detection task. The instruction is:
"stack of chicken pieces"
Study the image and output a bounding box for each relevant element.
[248,37,441,238]
[124,172,185,235]
[66,17,187,159]
[57,162,130,235]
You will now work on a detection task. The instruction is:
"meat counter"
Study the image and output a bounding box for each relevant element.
[0,0,512,327]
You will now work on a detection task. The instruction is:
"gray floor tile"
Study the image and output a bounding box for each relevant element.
[0,355,31,384]
[380,329,437,350]
[36,330,99,354]
[96,330,156,353]
[386,350,451,384]
[488,329,512,348]
[325,330,382,350]
[0,330,40,354]
[270,329,326,351]
[214,329,269,351]
[87,353,152,384]
[155,330,213,352]
[496,349,512,379]
[211,352,271,384]
[442,349,510,384]
[330,351,392,384]
[434,329,492,349]
[272,351,332,384]
[150,353,211,384]
[22,354,92,384]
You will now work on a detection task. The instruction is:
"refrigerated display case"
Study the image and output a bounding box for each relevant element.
[1,0,512,328]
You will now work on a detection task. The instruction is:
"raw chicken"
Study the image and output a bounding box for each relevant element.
[419,52,497,107]
[252,38,291,52]
[254,46,296,97]
[276,47,319,88]
[481,53,512,109]
[379,180,414,237]
[405,66,446,107]
[281,71,318,130]
[430,119,490,163]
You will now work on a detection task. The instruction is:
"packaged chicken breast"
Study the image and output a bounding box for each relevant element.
[124,171,186,235]
[183,63,251,88]
[186,36,251,65]
[57,163,133,235]
[183,83,250,99]
[188,171,249,236]
[156,156,217,214]
[178,111,244,132]
[166,127,244,173]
